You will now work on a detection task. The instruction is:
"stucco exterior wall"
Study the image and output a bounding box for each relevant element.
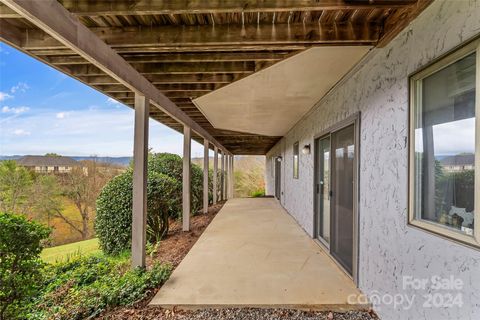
[265,1,480,319]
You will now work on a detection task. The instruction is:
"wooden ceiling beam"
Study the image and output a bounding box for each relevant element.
[157,83,224,91]
[18,22,381,50]
[97,84,222,93]
[89,22,381,47]
[63,62,256,76]
[29,45,310,55]
[102,87,211,98]
[56,0,416,16]
[0,1,417,18]
[42,52,294,65]
[82,74,241,85]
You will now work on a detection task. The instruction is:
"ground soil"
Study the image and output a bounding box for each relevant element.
[98,201,378,320]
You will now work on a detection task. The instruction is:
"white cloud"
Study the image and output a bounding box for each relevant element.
[13,129,31,136]
[56,112,69,119]
[1,106,29,114]
[415,118,475,155]
[0,92,13,102]
[0,106,202,157]
[10,82,29,94]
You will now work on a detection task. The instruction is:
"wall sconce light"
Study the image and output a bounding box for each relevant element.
[276,156,283,162]
[302,144,311,155]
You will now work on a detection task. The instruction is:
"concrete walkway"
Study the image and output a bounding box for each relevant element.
[151,198,365,310]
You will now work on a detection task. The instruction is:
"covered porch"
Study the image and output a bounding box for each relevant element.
[151,198,364,310]
[0,0,432,271]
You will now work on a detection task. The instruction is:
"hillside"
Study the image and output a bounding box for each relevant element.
[0,155,131,167]
[192,156,265,197]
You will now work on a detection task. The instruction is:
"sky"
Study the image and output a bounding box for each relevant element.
[0,42,209,158]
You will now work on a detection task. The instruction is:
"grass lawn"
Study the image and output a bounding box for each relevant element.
[41,238,101,264]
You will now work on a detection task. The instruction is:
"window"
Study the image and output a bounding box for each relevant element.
[293,142,299,179]
[409,38,479,248]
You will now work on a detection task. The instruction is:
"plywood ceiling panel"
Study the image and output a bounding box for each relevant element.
[194,46,370,137]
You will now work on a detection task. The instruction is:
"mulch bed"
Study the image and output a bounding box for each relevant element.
[146,201,225,269]
[101,308,378,320]
[98,200,378,320]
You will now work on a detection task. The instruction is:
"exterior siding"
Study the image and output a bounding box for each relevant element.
[266,1,480,319]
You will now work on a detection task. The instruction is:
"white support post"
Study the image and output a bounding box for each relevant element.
[225,154,229,199]
[220,151,224,201]
[213,146,218,204]
[203,139,209,214]
[182,125,191,231]
[230,155,234,198]
[131,93,149,269]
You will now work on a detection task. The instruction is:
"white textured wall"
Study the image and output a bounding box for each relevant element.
[266,1,480,319]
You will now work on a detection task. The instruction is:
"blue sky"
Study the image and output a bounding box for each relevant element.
[0,42,208,158]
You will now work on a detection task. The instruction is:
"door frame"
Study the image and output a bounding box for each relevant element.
[314,135,332,249]
[313,112,360,285]
[274,156,282,201]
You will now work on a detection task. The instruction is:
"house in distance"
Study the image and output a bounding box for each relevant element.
[17,155,80,174]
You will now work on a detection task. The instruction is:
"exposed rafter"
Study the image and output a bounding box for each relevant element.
[0,1,418,18]
[13,23,381,52]
[41,51,294,65]
[62,0,417,15]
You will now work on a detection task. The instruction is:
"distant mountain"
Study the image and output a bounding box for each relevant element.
[72,156,131,167]
[0,155,22,161]
[0,155,131,167]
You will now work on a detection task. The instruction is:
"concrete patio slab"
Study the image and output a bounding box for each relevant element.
[150,198,366,310]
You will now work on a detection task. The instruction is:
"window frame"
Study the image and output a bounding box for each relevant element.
[293,141,299,179]
[408,37,480,249]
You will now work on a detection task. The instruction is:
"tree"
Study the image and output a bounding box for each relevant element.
[0,212,50,320]
[0,161,63,226]
[0,160,33,213]
[27,174,63,226]
[58,160,117,240]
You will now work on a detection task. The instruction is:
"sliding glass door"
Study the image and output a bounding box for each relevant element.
[314,121,357,277]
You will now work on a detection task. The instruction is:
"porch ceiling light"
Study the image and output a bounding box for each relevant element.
[302,144,311,155]
[276,156,283,162]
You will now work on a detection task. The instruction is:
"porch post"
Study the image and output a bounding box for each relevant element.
[203,139,209,214]
[225,154,229,199]
[213,146,218,204]
[131,93,149,269]
[182,125,191,231]
[220,151,224,201]
[230,155,234,198]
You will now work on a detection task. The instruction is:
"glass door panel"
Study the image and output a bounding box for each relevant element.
[315,137,331,245]
[330,124,355,275]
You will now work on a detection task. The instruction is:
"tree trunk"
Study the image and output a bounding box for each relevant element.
[81,208,89,240]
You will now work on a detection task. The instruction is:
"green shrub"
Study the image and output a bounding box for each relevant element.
[148,153,203,217]
[95,169,180,255]
[250,189,266,197]
[26,254,171,320]
[0,212,50,320]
